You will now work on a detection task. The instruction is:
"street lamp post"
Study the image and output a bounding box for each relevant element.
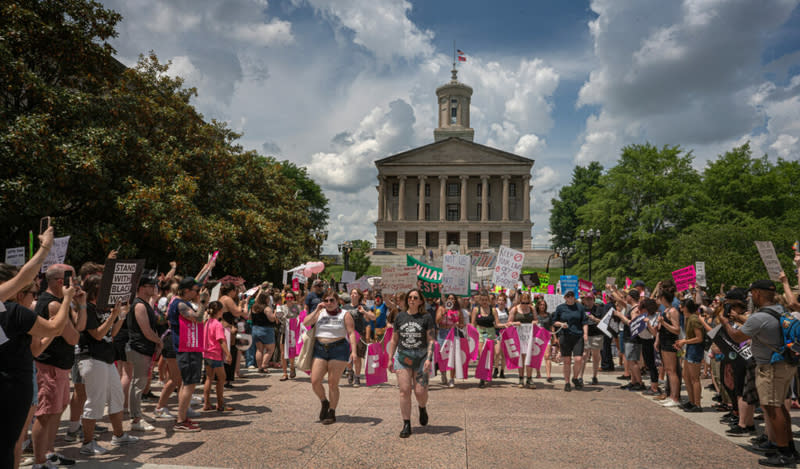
[578,228,601,283]
[556,246,574,276]
[338,241,353,272]
[545,252,559,274]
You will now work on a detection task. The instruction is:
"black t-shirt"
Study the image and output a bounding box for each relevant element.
[34,292,74,369]
[345,305,367,336]
[0,301,37,377]
[128,297,158,356]
[394,310,434,351]
[553,302,588,337]
[586,304,604,336]
[79,303,116,364]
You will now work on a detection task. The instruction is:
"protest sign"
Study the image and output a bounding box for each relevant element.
[597,308,614,338]
[341,270,356,284]
[381,266,417,294]
[442,254,470,296]
[407,255,443,298]
[365,343,388,386]
[493,246,524,289]
[708,325,753,362]
[755,241,783,281]
[695,262,707,288]
[605,277,616,288]
[517,323,533,367]
[40,236,70,272]
[560,275,578,297]
[349,275,371,293]
[292,270,307,285]
[543,294,563,313]
[528,326,551,370]
[475,340,495,381]
[210,283,221,302]
[500,327,521,370]
[178,316,204,352]
[671,265,696,291]
[578,279,593,294]
[5,247,25,267]
[96,259,145,309]
[521,272,540,287]
[470,251,497,268]
[629,314,648,338]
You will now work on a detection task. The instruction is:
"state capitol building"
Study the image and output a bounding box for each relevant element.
[374,68,535,255]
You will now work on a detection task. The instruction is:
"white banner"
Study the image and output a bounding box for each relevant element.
[492,246,524,289]
[5,247,25,267]
[292,270,307,284]
[380,266,417,294]
[695,262,707,288]
[442,254,470,296]
[41,236,70,272]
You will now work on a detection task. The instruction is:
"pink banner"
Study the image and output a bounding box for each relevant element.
[456,337,470,379]
[365,343,387,386]
[527,326,552,370]
[672,265,696,291]
[466,325,480,360]
[178,316,204,352]
[547,285,555,294]
[475,339,495,381]
[500,327,521,370]
[284,318,300,359]
[625,277,632,289]
[292,278,299,291]
[434,338,449,372]
[579,279,593,293]
[440,328,456,372]
[382,327,394,370]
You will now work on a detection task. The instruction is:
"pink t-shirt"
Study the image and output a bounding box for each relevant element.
[203,317,226,362]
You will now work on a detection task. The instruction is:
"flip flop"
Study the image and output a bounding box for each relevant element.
[217,405,235,412]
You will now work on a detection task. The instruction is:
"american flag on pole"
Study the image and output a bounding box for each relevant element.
[457,49,466,62]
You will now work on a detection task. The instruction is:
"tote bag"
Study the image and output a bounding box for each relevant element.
[296,324,316,372]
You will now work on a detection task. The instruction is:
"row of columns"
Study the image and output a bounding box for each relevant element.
[378,175,530,222]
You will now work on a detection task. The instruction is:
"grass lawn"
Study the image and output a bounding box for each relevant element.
[321,264,382,281]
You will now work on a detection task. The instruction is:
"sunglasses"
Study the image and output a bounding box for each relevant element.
[285,297,295,300]
[408,296,421,300]
[323,299,337,303]
[520,302,531,305]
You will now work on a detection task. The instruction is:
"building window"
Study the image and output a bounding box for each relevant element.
[405,232,418,248]
[489,232,502,247]
[510,232,523,249]
[425,231,439,248]
[425,203,430,221]
[392,183,399,197]
[450,99,458,124]
[447,183,460,197]
[476,204,481,220]
[468,232,481,249]
[425,183,430,197]
[476,183,481,197]
[509,182,516,198]
[446,204,459,221]
[384,231,397,248]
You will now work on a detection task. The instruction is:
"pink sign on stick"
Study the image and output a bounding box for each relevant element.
[365,343,388,386]
[178,316,204,353]
[671,265,696,291]
[527,326,552,370]
[475,339,495,381]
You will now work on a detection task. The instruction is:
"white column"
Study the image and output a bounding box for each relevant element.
[523,175,531,222]
[398,176,406,221]
[460,175,468,222]
[502,175,510,221]
[377,176,385,222]
[439,175,447,221]
[418,175,426,221]
[481,175,488,222]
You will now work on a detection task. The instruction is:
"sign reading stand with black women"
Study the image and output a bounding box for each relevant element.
[97,258,146,309]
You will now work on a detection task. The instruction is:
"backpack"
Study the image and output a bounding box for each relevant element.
[759,305,800,365]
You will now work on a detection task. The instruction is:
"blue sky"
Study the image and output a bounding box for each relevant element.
[100,0,800,254]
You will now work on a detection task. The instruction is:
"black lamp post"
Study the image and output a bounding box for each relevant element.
[556,246,574,276]
[338,241,353,272]
[545,251,558,274]
[578,228,601,283]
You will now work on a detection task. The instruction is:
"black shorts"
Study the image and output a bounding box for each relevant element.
[176,352,203,385]
[113,340,127,362]
[161,332,176,359]
[559,333,585,357]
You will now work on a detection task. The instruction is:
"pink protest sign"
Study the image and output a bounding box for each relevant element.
[178,316,204,353]
[292,278,299,291]
[456,337,470,379]
[527,326,551,370]
[500,327,521,370]
[466,325,480,360]
[547,285,555,294]
[672,265,696,291]
[625,277,632,289]
[284,318,300,359]
[441,328,456,372]
[475,339,495,381]
[382,327,394,369]
[434,339,449,372]
[579,279,593,293]
[365,343,387,386]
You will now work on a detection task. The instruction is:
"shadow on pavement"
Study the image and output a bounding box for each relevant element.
[336,415,383,426]
[414,425,463,435]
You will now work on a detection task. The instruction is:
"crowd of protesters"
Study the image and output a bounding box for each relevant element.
[3,231,800,467]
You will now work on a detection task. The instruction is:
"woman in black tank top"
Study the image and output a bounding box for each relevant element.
[508,292,537,388]
[470,291,500,388]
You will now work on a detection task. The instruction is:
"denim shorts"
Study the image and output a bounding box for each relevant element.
[685,344,705,364]
[204,358,224,369]
[252,325,276,345]
[313,339,350,362]
[393,348,429,386]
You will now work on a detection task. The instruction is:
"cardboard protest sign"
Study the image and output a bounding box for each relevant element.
[597,308,614,338]
[543,294,563,313]
[348,275,371,293]
[442,254,470,296]
[210,283,221,302]
[560,275,578,296]
[341,270,356,284]
[671,265,696,291]
[5,247,25,267]
[292,270,307,284]
[629,314,648,338]
[755,241,783,281]
[40,236,70,272]
[605,277,616,288]
[380,266,417,294]
[493,246,524,289]
[96,259,145,309]
[695,262,707,288]
[521,272,540,287]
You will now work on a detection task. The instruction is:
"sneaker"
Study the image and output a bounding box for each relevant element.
[758,452,796,467]
[353,376,361,388]
[617,375,631,380]
[526,377,535,389]
[64,426,82,442]
[752,434,769,445]
[154,407,175,420]
[619,383,632,390]
[187,407,201,418]
[642,388,660,396]
[80,440,109,455]
[19,456,34,467]
[448,379,455,388]
[47,453,76,466]
[440,373,448,385]
[653,394,668,401]
[479,379,486,388]
[191,395,204,405]
[564,383,571,392]
[684,404,703,413]
[111,432,139,446]
[32,461,58,469]
[591,377,598,385]
[662,399,680,408]
[727,425,757,436]
[248,365,257,370]
[131,420,155,432]
[631,383,646,391]
[141,391,158,401]
[518,377,524,388]
[173,420,201,432]
[95,423,108,433]
[752,440,779,454]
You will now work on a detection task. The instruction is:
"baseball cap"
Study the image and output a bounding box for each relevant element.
[564,290,575,298]
[724,288,747,303]
[139,276,158,287]
[748,279,776,292]
[633,280,646,288]
[179,277,200,290]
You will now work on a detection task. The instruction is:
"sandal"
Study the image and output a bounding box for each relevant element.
[217,405,235,412]
[280,375,289,381]
[290,370,296,379]
[202,405,214,411]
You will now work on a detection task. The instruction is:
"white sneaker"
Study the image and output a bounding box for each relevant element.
[248,365,257,370]
[154,407,175,420]
[191,394,203,404]
[111,432,140,446]
[32,462,58,469]
[130,420,155,431]
[448,379,455,388]
[80,440,109,455]
[19,456,34,467]
[662,399,680,407]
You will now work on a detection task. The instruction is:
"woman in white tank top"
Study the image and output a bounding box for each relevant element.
[303,290,356,425]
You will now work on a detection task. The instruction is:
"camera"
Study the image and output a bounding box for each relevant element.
[723,303,732,319]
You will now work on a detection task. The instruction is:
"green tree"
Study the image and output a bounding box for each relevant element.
[0,1,325,282]
[348,240,372,278]
[549,162,603,249]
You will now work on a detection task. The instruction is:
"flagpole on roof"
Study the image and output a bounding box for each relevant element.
[453,40,456,70]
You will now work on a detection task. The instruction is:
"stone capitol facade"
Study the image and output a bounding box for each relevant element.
[374,68,534,255]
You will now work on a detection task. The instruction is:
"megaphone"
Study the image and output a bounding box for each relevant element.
[235,333,253,351]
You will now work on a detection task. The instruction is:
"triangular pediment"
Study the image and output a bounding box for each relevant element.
[375,138,534,167]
